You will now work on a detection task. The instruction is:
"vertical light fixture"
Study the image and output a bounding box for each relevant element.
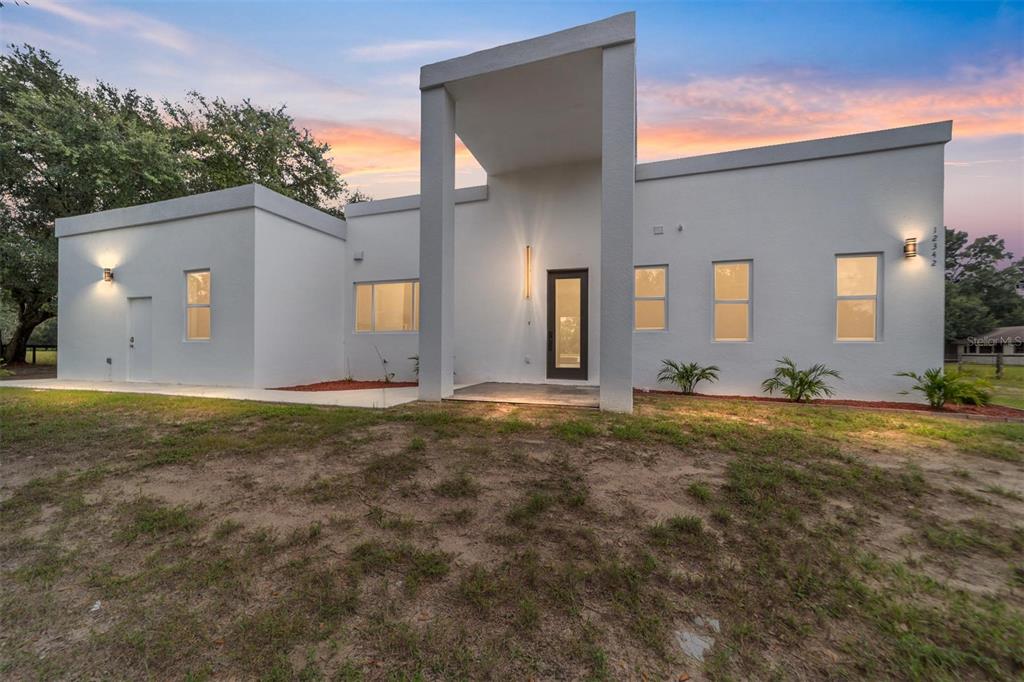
[903,237,918,258]
[524,245,532,299]
[102,267,114,282]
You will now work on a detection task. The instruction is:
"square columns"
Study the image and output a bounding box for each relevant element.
[419,86,456,401]
[599,41,636,412]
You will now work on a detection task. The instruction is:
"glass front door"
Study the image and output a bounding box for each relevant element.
[546,269,588,380]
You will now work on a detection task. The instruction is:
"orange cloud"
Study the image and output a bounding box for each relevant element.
[299,63,1022,198]
[298,119,483,196]
[637,63,1023,160]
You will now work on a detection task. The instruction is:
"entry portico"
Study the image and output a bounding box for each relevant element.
[418,13,637,412]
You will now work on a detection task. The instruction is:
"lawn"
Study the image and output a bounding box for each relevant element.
[949,362,1024,410]
[1,389,1022,680]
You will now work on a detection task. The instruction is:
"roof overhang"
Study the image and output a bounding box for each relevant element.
[420,13,635,175]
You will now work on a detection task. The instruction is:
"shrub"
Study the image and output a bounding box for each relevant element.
[761,357,842,402]
[896,368,992,408]
[656,360,720,394]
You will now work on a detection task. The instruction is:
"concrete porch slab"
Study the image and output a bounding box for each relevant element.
[0,379,419,409]
[449,382,599,408]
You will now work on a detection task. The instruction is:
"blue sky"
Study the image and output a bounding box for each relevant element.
[2,0,1022,252]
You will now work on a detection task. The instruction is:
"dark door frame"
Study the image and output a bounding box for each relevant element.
[546,268,589,380]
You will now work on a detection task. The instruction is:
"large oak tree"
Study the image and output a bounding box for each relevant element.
[0,46,361,363]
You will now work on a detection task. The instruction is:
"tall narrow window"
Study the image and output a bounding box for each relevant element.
[185,270,211,340]
[714,261,751,341]
[836,255,879,341]
[354,281,419,332]
[634,266,667,330]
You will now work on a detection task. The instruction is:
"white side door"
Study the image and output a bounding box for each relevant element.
[127,297,153,382]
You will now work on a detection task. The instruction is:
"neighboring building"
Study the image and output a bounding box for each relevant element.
[55,13,950,410]
[953,326,1024,366]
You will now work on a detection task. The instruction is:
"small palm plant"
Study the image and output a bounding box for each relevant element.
[896,368,991,408]
[657,360,720,394]
[761,357,842,402]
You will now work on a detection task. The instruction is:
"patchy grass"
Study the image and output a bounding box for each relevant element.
[432,471,480,499]
[950,362,1024,410]
[1,387,1022,680]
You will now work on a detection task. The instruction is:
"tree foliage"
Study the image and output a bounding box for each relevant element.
[944,227,1024,341]
[0,45,362,362]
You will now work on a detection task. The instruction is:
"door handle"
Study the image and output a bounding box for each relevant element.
[547,331,553,351]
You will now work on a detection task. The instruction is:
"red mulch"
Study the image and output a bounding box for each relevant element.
[273,379,418,392]
[637,389,1024,419]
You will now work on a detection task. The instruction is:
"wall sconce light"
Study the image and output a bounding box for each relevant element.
[524,245,532,299]
[102,267,114,282]
[903,237,918,258]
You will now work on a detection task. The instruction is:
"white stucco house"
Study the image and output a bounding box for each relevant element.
[55,13,950,411]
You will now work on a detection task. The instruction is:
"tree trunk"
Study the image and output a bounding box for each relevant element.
[2,313,51,365]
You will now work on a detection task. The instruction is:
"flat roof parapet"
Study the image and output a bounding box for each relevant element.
[636,121,953,182]
[55,184,347,240]
[345,185,489,218]
[420,12,635,89]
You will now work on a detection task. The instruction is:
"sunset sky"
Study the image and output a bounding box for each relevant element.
[2,0,1022,253]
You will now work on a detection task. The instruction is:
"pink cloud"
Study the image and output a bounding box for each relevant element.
[637,62,1023,160]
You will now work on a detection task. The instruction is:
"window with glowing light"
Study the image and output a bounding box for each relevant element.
[836,254,880,341]
[354,281,419,332]
[634,266,667,330]
[185,270,211,340]
[713,261,751,341]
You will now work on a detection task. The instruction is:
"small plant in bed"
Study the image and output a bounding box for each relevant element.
[761,357,842,402]
[656,360,720,394]
[896,367,992,408]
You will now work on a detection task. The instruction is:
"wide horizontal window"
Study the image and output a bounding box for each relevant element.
[634,266,667,330]
[355,281,419,332]
[185,270,211,340]
[714,261,751,341]
[836,254,879,341]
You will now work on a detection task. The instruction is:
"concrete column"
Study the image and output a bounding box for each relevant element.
[419,85,456,400]
[599,41,636,412]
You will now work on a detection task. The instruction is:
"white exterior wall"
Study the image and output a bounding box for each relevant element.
[633,144,946,400]
[345,162,601,385]
[57,209,257,386]
[345,144,944,402]
[253,210,346,388]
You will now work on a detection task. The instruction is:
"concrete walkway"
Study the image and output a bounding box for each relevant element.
[450,382,600,408]
[0,379,419,409]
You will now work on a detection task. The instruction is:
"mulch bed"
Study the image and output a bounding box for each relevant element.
[638,389,1024,419]
[273,379,418,392]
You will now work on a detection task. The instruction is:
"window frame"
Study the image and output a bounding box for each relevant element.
[633,265,668,332]
[184,268,211,342]
[712,259,753,342]
[834,253,882,343]
[353,279,420,334]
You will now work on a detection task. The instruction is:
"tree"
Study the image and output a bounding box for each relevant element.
[0,45,362,363]
[944,227,1024,341]
[163,93,349,217]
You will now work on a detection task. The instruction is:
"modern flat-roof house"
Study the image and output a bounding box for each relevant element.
[55,13,950,411]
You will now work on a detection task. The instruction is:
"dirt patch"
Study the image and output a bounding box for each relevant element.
[272,379,418,391]
[2,391,1022,681]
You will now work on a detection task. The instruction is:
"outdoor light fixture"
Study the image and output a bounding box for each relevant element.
[903,237,918,258]
[524,245,533,299]
[102,267,114,282]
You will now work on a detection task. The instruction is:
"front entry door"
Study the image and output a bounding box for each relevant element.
[127,297,153,382]
[547,269,588,380]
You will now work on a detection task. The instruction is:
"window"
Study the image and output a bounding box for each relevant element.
[634,266,666,330]
[355,281,419,332]
[185,270,211,340]
[713,261,751,341]
[836,255,879,341]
